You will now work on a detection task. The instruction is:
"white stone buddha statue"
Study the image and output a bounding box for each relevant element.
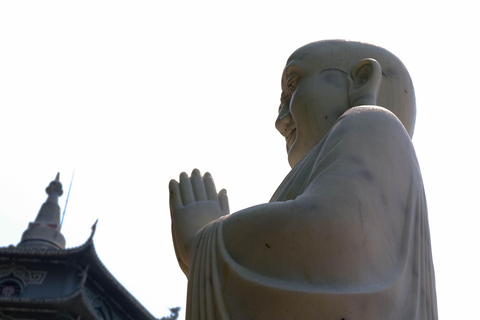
[169,40,437,320]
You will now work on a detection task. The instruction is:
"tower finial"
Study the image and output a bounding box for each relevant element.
[17,173,66,250]
[46,172,63,196]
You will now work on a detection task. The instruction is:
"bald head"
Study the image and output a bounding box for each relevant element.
[287,40,416,137]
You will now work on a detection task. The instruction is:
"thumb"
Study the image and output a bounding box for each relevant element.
[218,189,229,215]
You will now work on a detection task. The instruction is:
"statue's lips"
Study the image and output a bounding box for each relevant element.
[286,128,296,152]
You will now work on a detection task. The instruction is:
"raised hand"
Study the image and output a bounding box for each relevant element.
[169,169,229,272]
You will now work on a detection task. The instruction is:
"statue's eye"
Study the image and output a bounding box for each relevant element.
[287,76,300,94]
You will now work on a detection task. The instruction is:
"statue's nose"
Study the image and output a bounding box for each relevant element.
[275,103,291,135]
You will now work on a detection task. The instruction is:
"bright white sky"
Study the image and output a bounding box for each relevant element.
[0,1,478,319]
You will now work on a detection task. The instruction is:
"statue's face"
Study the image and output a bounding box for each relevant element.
[276,50,350,168]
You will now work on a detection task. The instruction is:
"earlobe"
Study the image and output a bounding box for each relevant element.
[348,58,382,107]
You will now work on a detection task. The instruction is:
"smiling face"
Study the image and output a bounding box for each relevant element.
[276,48,351,168]
[275,40,416,168]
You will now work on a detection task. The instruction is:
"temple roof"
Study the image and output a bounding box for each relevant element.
[1,223,158,319]
[0,173,158,319]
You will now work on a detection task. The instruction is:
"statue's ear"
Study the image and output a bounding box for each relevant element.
[348,58,382,107]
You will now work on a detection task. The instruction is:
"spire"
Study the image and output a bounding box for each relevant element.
[17,173,66,250]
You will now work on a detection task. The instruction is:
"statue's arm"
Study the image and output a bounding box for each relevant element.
[169,169,229,274]
[221,166,403,285]
[169,169,351,279]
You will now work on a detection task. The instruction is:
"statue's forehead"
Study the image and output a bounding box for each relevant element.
[282,49,344,83]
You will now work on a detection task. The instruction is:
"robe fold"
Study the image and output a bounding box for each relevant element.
[186,106,437,320]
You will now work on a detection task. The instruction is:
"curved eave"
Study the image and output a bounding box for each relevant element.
[77,238,158,320]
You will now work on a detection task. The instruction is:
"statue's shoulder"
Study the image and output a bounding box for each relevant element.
[336,106,410,138]
[341,105,401,122]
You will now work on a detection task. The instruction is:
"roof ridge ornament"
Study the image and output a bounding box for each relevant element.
[87,219,99,242]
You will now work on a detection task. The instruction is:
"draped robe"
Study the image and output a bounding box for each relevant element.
[185,106,437,320]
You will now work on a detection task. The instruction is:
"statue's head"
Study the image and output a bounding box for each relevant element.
[275,40,416,168]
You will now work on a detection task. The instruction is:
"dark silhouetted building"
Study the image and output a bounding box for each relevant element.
[0,174,158,320]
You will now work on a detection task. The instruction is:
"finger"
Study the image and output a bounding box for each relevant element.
[169,179,183,212]
[203,172,218,201]
[179,172,195,204]
[191,169,207,201]
[218,188,230,215]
